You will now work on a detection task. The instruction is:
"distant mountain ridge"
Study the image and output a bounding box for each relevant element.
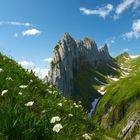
[48,33,116,100]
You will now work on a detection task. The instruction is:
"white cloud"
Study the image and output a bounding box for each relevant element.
[18,60,49,79]
[22,28,41,36]
[18,60,35,68]
[110,39,115,43]
[115,0,140,17]
[0,21,32,27]
[116,0,135,15]
[123,19,140,39]
[80,4,113,18]
[43,58,52,63]
[105,37,116,45]
[33,67,49,79]
[130,55,140,58]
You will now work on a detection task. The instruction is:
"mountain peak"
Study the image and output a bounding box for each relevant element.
[63,32,74,43]
[83,37,96,48]
[98,44,112,62]
[100,44,109,52]
[116,52,131,64]
[48,33,114,99]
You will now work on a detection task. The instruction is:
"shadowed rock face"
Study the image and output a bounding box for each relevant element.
[48,32,114,98]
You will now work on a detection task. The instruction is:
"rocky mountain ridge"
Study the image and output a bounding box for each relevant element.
[48,32,115,99]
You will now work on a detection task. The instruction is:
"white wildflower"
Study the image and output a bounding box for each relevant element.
[82,133,92,140]
[57,103,63,107]
[52,123,63,133]
[78,101,82,104]
[47,89,52,94]
[68,114,73,117]
[75,105,79,108]
[79,104,82,108]
[6,77,13,81]
[0,68,3,73]
[50,116,61,123]
[52,91,58,94]
[46,89,51,93]
[18,92,23,95]
[1,90,8,96]
[25,101,34,107]
[41,110,46,114]
[74,103,79,108]
[19,85,28,89]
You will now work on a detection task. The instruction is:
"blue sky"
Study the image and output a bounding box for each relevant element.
[0,0,140,78]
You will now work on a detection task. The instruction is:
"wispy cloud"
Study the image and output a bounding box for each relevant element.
[123,19,140,39]
[105,37,116,46]
[116,0,135,15]
[43,58,52,63]
[22,28,41,36]
[0,21,39,38]
[123,48,130,52]
[114,0,140,19]
[79,4,113,18]
[0,21,32,27]
[133,0,140,9]
[7,21,32,27]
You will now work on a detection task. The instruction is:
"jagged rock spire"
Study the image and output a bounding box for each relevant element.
[99,44,112,61]
[99,44,109,53]
[48,33,113,98]
[63,32,73,41]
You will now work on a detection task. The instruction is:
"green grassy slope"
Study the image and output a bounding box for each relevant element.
[73,63,103,111]
[72,61,121,111]
[115,52,131,65]
[0,53,96,140]
[94,53,140,139]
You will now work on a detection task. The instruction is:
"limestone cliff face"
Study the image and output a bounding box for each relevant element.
[99,44,112,61]
[48,33,113,98]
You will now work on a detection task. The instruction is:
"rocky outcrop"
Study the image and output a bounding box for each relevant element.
[118,111,140,139]
[99,44,112,62]
[48,32,114,98]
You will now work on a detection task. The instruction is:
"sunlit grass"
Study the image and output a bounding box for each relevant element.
[0,53,96,139]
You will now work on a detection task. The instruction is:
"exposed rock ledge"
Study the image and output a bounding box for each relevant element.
[118,111,140,139]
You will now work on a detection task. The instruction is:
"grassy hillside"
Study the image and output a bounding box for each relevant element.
[94,54,140,139]
[73,61,121,111]
[0,53,96,140]
[115,52,131,65]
